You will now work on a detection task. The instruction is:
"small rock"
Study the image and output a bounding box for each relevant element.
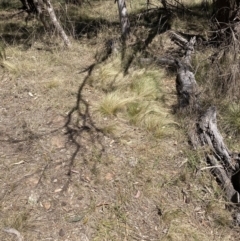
[28,192,40,206]
[68,215,84,223]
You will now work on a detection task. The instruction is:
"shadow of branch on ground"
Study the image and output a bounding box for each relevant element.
[63,62,107,192]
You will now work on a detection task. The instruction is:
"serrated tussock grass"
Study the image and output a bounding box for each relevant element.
[222,103,240,137]
[98,91,136,116]
[91,55,175,138]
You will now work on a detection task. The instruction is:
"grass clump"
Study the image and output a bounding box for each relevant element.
[127,101,172,137]
[98,91,134,116]
[91,58,127,92]
[130,70,162,99]
[222,103,240,137]
[92,55,175,138]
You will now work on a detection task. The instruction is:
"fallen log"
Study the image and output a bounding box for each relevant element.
[175,59,199,109]
[169,32,240,206]
[198,106,235,171]
[207,154,238,203]
[171,33,199,109]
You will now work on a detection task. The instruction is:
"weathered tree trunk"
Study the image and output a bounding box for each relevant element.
[207,154,238,203]
[197,106,235,170]
[196,107,240,204]
[19,0,71,47]
[115,0,130,40]
[42,0,71,47]
[170,32,199,109]
[167,31,240,206]
[175,59,199,109]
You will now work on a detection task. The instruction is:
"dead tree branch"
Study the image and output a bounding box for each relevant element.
[170,32,199,109]
[198,106,235,171]
[207,154,238,203]
[168,31,240,206]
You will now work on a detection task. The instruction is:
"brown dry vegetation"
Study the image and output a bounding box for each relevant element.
[1,0,240,240]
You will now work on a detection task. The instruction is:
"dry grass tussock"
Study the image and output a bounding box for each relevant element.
[0,1,240,241]
[90,55,175,138]
[221,103,240,138]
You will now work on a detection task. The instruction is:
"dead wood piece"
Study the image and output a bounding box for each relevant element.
[170,34,198,109]
[176,60,199,109]
[184,36,196,65]
[116,0,130,40]
[198,106,235,170]
[139,57,177,67]
[43,0,71,47]
[169,31,188,48]
[169,32,196,65]
[207,154,238,203]
[169,31,192,47]
[20,0,38,13]
[168,26,240,208]
[155,57,176,67]
[19,0,71,47]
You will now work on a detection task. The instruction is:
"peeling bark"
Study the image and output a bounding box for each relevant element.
[43,0,71,47]
[198,106,235,170]
[115,0,130,40]
[175,59,199,109]
[19,0,71,47]
[207,154,238,203]
[170,32,199,109]
[169,31,240,205]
